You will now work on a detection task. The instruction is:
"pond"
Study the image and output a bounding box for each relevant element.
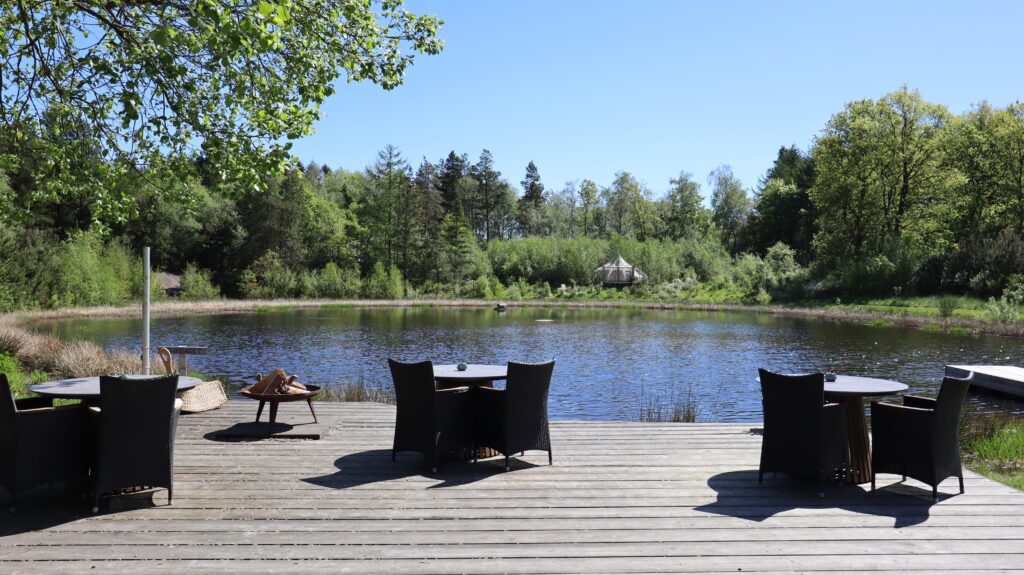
[35,306,1024,422]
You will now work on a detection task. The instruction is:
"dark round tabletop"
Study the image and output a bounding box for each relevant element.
[434,364,507,383]
[824,375,908,397]
[29,375,202,399]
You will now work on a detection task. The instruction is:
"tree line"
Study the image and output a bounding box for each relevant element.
[1,86,1023,310]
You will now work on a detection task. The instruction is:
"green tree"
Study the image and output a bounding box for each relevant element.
[577,179,600,237]
[664,172,704,239]
[517,161,547,236]
[468,150,514,243]
[748,146,817,261]
[437,151,469,213]
[0,1,443,226]
[811,87,954,268]
[709,165,750,253]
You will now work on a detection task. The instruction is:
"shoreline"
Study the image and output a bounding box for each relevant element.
[5,297,1023,339]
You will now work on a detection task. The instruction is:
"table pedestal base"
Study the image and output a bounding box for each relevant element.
[836,396,872,484]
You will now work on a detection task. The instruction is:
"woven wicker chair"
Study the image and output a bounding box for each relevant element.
[474,360,555,471]
[388,359,472,473]
[1,374,88,511]
[90,375,181,513]
[871,375,972,500]
[757,368,846,496]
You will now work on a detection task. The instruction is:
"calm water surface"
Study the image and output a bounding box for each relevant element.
[36,307,1024,422]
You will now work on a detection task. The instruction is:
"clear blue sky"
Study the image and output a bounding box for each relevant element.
[289,0,1024,201]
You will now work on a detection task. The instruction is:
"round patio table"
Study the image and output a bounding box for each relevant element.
[30,375,202,399]
[825,375,908,485]
[433,364,507,389]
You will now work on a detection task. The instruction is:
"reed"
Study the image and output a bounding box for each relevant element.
[0,319,144,378]
[638,385,700,423]
[318,379,396,404]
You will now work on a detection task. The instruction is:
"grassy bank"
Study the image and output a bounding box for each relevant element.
[962,414,1024,491]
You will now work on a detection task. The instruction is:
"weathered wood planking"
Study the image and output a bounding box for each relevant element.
[947,364,1024,397]
[2,400,1024,574]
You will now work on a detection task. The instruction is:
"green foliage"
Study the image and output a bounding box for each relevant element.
[239,250,298,299]
[986,296,1020,323]
[363,261,403,299]
[942,230,1024,297]
[938,295,959,318]
[179,264,221,300]
[0,1,443,227]
[43,233,139,307]
[812,87,954,270]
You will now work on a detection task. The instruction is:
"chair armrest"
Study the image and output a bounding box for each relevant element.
[15,396,54,410]
[902,395,937,410]
[18,403,86,414]
[17,403,87,435]
[871,401,933,438]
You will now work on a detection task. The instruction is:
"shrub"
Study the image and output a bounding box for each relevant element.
[179,263,221,300]
[938,295,958,318]
[986,296,1019,323]
[943,229,1024,297]
[363,262,402,299]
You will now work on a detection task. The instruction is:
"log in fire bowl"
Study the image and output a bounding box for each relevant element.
[239,385,321,435]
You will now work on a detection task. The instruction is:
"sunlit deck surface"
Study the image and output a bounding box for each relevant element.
[3,400,1024,574]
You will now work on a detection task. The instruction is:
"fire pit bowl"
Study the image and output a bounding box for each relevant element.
[239,384,321,433]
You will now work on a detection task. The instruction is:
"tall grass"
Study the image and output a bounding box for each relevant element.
[318,379,396,404]
[638,384,700,423]
[0,318,142,379]
[962,414,1024,491]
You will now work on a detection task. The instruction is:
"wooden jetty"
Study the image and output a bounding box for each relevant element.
[3,400,1024,574]
[947,364,1024,397]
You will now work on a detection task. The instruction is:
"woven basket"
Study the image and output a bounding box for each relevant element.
[178,379,228,413]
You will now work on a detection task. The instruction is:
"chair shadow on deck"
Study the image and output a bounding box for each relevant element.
[0,490,92,536]
[695,469,943,528]
[301,449,536,490]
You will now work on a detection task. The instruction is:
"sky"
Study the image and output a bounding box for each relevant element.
[289,0,1024,201]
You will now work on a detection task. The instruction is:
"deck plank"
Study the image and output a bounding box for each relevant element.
[2,400,1024,574]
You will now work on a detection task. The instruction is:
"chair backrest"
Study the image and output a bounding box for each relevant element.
[388,359,436,424]
[758,368,826,449]
[505,360,555,431]
[933,375,971,441]
[97,375,179,451]
[0,374,14,453]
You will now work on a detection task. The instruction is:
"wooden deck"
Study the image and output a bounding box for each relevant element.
[3,400,1024,574]
[947,364,1024,398]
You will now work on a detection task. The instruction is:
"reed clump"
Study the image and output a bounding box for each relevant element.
[0,318,142,378]
[638,385,700,423]
[318,379,396,404]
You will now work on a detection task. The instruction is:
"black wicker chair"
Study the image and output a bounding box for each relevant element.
[90,375,181,513]
[474,360,555,471]
[757,368,846,496]
[388,359,472,473]
[871,375,972,500]
[1,374,88,511]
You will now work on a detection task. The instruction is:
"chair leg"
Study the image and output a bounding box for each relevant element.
[92,492,100,514]
[548,450,552,466]
[871,473,876,492]
[505,456,510,472]
[932,485,938,501]
[167,487,173,506]
[959,475,965,494]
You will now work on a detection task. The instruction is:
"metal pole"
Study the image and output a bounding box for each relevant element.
[142,246,151,375]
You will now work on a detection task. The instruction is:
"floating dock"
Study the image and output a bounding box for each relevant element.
[946,364,1024,397]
